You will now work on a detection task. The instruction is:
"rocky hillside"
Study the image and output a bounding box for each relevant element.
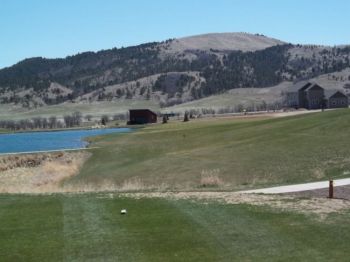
[1,32,350,108]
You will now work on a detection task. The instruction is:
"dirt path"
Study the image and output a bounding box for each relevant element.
[240,178,350,194]
[116,191,350,216]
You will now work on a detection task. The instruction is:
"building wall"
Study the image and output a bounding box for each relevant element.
[306,87,324,109]
[129,110,157,124]
[328,95,349,108]
[286,92,299,108]
[298,91,309,108]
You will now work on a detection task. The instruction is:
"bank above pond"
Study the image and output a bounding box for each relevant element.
[0,128,131,154]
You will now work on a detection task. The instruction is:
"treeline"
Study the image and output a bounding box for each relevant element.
[0,117,64,131]
[0,111,131,131]
[0,112,82,131]
[166,101,284,118]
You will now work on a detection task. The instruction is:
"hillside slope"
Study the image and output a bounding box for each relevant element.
[0,33,350,109]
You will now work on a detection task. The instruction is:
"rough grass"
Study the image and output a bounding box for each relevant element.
[0,194,350,261]
[0,152,90,193]
[66,109,350,191]
[0,152,64,172]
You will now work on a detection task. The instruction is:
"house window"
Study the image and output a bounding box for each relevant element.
[332,100,336,105]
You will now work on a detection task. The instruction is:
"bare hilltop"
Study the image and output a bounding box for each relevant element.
[164,32,285,53]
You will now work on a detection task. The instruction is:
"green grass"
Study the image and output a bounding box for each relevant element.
[69,109,350,190]
[0,194,349,261]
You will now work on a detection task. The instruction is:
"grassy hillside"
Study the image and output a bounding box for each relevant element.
[0,100,160,121]
[1,194,349,261]
[167,83,289,113]
[67,109,350,191]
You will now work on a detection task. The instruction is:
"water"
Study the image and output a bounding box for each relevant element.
[0,128,132,154]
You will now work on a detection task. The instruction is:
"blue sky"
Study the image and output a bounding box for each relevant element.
[1,0,350,68]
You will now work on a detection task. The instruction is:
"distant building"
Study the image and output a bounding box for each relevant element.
[286,82,348,109]
[305,83,325,109]
[286,82,312,108]
[325,90,349,108]
[128,109,157,125]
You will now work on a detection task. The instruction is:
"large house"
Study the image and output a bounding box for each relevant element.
[286,82,348,109]
[128,109,157,125]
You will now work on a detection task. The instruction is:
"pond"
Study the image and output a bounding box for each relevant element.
[0,128,131,154]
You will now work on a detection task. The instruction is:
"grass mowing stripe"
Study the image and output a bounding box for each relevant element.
[62,196,143,261]
[1,194,350,261]
[171,200,350,261]
[0,195,64,261]
[104,197,220,261]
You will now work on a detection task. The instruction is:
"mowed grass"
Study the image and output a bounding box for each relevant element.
[0,194,349,261]
[69,109,350,190]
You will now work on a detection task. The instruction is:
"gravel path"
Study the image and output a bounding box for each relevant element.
[240,178,350,194]
[286,185,350,200]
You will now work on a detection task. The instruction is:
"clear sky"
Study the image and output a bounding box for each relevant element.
[1,0,350,69]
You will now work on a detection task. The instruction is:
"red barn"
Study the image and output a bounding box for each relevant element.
[128,109,157,125]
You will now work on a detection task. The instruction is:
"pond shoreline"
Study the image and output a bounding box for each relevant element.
[0,128,132,155]
[0,125,136,135]
[0,147,100,156]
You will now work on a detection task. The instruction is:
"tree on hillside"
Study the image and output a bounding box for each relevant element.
[183,112,189,122]
[84,114,93,121]
[48,116,57,129]
[63,115,74,128]
[72,111,82,126]
[162,115,168,124]
[101,115,109,125]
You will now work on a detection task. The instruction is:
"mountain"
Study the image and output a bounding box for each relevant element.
[0,32,350,109]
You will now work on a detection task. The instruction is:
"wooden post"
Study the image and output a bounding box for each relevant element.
[329,180,334,199]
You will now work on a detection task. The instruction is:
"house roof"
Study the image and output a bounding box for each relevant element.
[287,81,312,92]
[324,90,347,99]
[305,83,323,91]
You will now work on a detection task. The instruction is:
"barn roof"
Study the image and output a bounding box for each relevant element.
[129,109,157,115]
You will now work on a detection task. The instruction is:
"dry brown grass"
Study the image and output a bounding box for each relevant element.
[120,177,145,191]
[0,151,90,193]
[200,169,224,187]
[62,177,170,193]
[0,152,64,172]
